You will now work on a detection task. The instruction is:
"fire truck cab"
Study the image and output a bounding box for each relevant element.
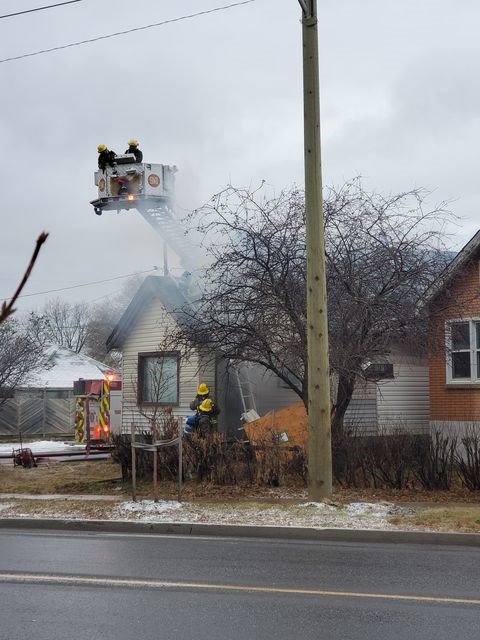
[73,376,122,444]
[90,154,177,215]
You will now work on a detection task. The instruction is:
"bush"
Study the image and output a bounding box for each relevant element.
[332,427,369,488]
[411,430,456,490]
[456,426,480,491]
[112,423,306,487]
[362,430,416,490]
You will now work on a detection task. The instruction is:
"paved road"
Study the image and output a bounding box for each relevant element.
[1,529,479,639]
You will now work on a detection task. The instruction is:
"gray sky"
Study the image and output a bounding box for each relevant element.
[1,0,479,312]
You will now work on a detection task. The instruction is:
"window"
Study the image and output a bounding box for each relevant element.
[446,320,480,382]
[137,352,179,405]
[364,363,394,380]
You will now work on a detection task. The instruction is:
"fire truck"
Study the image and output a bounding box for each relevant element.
[73,376,122,444]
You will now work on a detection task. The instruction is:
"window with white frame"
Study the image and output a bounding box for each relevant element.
[446,320,480,382]
[137,352,179,405]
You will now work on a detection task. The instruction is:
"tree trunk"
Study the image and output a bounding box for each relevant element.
[331,373,356,438]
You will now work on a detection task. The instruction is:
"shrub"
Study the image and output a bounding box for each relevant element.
[411,430,456,490]
[456,426,480,491]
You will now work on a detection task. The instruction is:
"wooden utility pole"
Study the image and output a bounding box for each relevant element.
[298,0,332,498]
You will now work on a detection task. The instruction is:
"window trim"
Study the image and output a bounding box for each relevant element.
[137,351,180,406]
[445,319,480,384]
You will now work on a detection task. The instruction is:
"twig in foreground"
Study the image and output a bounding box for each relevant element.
[0,232,49,324]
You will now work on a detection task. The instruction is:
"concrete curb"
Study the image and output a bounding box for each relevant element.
[1,517,480,546]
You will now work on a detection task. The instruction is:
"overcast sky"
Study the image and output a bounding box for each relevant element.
[1,0,479,312]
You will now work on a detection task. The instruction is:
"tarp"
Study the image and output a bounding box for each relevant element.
[243,402,308,447]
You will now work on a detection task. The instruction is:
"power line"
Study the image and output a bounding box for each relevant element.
[0,0,256,64]
[0,1,83,20]
[0,266,158,301]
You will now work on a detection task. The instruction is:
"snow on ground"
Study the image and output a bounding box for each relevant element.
[0,440,84,454]
[109,499,409,529]
[0,492,415,529]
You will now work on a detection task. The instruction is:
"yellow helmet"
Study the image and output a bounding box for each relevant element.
[199,398,213,413]
[128,138,139,147]
[97,144,107,152]
[197,383,209,395]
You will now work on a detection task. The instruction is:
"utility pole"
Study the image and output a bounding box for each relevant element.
[298,0,332,498]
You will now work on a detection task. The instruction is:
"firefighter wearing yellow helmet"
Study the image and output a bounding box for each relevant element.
[125,138,143,163]
[97,144,116,171]
[190,383,210,410]
[189,383,220,435]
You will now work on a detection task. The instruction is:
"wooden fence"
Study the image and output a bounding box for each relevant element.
[0,397,75,437]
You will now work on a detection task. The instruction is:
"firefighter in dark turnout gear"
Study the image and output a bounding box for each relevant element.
[196,398,219,436]
[125,138,143,163]
[189,383,220,435]
[98,144,116,171]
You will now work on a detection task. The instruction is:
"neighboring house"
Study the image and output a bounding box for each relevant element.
[0,346,113,437]
[424,229,480,436]
[361,354,429,434]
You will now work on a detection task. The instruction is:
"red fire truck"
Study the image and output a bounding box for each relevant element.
[73,375,122,444]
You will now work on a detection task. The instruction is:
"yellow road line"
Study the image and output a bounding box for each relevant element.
[0,573,479,606]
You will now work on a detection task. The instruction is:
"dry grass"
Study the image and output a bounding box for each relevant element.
[392,507,480,533]
[0,460,123,495]
[2,499,116,519]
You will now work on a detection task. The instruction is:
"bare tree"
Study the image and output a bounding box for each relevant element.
[0,316,49,404]
[173,180,452,434]
[32,298,92,353]
[84,274,148,366]
[84,304,122,366]
[324,180,452,432]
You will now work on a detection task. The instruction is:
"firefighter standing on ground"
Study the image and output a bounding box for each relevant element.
[125,138,143,163]
[189,383,220,435]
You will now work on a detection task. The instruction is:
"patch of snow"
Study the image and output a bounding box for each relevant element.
[0,440,84,454]
[116,500,183,515]
[346,502,393,516]
[300,502,337,511]
[0,503,12,512]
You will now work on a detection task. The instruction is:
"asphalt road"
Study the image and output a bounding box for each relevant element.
[1,529,479,639]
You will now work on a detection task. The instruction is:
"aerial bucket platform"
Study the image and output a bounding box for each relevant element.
[90,154,177,216]
[90,154,198,274]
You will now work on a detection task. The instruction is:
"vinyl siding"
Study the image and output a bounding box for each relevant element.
[120,297,200,432]
[376,362,429,433]
[344,379,378,435]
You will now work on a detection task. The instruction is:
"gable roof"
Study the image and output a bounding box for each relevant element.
[26,345,113,389]
[422,229,480,306]
[106,275,191,350]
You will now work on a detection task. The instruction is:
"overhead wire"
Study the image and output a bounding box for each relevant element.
[0,1,83,20]
[0,0,256,64]
[0,266,158,302]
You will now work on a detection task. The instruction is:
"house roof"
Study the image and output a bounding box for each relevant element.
[422,229,480,306]
[25,346,113,389]
[106,275,191,350]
